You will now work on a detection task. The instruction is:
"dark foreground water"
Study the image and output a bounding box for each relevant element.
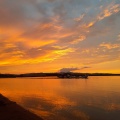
[0,76,120,120]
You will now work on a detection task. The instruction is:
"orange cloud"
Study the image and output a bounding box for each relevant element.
[25,40,56,48]
[74,14,85,22]
[0,46,75,66]
[86,21,95,28]
[0,0,120,74]
[117,34,120,41]
[100,43,120,49]
[98,3,120,20]
[71,35,86,44]
[53,48,75,55]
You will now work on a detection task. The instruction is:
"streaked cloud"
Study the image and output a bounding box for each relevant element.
[100,43,120,49]
[59,67,79,73]
[71,35,86,44]
[117,33,120,41]
[0,0,120,73]
[97,3,120,20]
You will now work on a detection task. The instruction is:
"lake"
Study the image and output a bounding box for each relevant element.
[0,76,120,120]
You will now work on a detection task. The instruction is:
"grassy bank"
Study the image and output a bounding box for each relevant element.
[0,94,43,120]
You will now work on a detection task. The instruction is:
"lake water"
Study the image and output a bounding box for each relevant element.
[0,76,120,120]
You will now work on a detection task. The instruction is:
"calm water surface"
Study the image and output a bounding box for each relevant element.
[0,76,120,120]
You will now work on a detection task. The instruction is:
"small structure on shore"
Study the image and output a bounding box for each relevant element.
[58,67,88,79]
[57,72,88,79]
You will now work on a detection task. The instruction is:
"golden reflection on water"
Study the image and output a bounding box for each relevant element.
[0,76,120,120]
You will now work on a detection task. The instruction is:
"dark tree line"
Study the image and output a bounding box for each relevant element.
[0,73,120,78]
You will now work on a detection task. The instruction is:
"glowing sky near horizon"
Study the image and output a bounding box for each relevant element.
[0,0,120,73]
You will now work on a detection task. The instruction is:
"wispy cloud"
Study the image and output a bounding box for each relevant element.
[71,35,86,44]
[100,43,120,49]
[0,0,120,73]
[59,67,79,73]
[97,3,120,21]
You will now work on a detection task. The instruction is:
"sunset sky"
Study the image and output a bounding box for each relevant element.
[0,0,120,74]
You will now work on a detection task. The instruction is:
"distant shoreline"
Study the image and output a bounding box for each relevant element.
[0,73,120,78]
